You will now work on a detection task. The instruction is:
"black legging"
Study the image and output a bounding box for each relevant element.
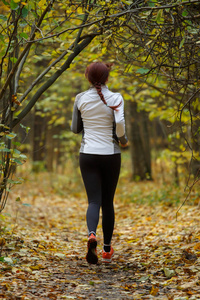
[79,153,121,245]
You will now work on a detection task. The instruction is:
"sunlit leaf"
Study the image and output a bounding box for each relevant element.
[10,0,19,10]
[136,68,150,74]
[0,14,7,21]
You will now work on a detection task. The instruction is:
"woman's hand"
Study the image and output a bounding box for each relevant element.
[120,141,129,148]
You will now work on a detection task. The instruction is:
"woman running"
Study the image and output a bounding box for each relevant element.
[71,62,128,264]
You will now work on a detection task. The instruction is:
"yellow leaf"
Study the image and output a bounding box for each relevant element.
[38,244,46,249]
[193,242,200,250]
[101,47,107,55]
[30,264,45,270]
[77,7,83,14]
[38,0,46,9]
[150,285,159,296]
[0,238,6,247]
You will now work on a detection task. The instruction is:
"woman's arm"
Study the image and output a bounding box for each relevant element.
[71,98,83,134]
[114,96,128,146]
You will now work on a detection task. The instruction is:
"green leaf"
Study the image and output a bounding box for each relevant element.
[148,1,156,7]
[0,15,7,21]
[10,57,18,64]
[8,178,22,184]
[182,10,188,17]
[10,0,19,10]
[13,141,21,146]
[0,148,11,153]
[20,32,28,39]
[8,177,23,184]
[13,159,23,165]
[179,37,185,49]
[13,149,21,155]
[22,7,29,18]
[6,132,17,139]
[156,9,164,24]
[2,0,9,5]
[20,123,30,133]
[22,203,31,207]
[136,68,150,74]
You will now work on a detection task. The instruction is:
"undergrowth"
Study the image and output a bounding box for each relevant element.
[2,150,199,216]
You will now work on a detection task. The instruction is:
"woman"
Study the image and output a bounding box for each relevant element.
[71,62,128,264]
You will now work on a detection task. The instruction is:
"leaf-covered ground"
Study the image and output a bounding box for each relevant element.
[0,173,200,300]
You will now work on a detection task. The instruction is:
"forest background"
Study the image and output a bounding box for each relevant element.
[0,0,200,299]
[0,0,199,209]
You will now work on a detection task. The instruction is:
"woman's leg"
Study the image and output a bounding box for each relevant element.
[101,154,121,247]
[79,153,102,236]
[79,153,121,256]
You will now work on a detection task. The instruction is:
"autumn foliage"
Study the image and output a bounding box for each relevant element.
[0,0,200,297]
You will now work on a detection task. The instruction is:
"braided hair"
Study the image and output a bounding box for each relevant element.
[85,62,121,111]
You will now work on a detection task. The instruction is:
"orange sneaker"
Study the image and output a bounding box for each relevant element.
[86,234,98,264]
[102,246,114,263]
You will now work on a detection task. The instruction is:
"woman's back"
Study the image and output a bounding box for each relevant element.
[76,85,123,154]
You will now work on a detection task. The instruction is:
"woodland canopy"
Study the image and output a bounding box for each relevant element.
[0,0,200,211]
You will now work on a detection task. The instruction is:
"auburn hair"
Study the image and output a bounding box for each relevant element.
[85,62,121,111]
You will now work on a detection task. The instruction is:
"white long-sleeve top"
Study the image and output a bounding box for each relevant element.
[71,85,128,155]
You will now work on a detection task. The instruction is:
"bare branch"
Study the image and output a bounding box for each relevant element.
[11,34,96,128]
[24,0,200,44]
[0,1,55,102]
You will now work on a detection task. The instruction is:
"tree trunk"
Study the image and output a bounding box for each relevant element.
[32,107,46,172]
[190,118,200,178]
[140,110,152,178]
[126,100,152,181]
[45,122,54,173]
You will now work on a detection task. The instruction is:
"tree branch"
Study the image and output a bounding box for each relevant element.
[11,34,96,128]
[11,6,93,112]
[27,0,200,44]
[0,1,55,102]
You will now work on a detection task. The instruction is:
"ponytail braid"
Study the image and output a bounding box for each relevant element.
[85,62,122,111]
[94,82,107,106]
[94,82,122,111]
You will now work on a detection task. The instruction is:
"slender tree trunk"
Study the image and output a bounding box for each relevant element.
[32,107,46,171]
[190,118,200,178]
[46,126,54,172]
[140,110,152,178]
[126,100,152,180]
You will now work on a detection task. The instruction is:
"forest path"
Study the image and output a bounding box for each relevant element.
[1,175,200,299]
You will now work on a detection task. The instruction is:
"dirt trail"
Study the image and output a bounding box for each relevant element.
[0,178,200,299]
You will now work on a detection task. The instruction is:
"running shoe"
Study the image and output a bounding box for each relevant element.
[86,234,98,264]
[102,246,114,263]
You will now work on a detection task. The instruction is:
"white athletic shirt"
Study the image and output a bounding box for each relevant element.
[71,85,128,155]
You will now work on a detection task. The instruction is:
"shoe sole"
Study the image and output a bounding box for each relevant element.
[86,238,98,264]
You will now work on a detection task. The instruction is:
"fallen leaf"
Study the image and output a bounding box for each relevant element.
[150,285,159,296]
[163,267,176,278]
